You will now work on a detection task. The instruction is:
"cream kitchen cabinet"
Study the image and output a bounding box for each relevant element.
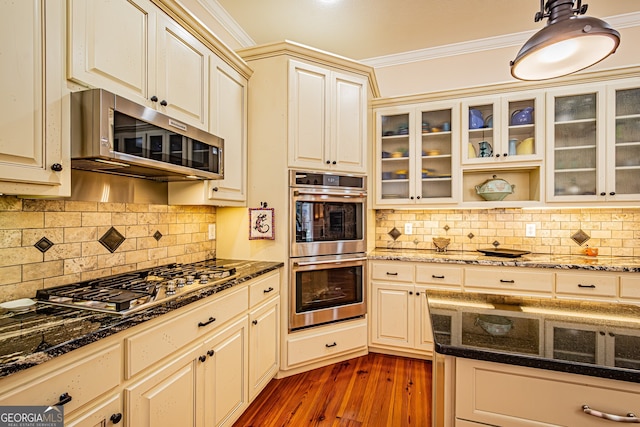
[168,57,248,206]
[546,80,640,204]
[69,0,210,130]
[464,265,553,296]
[456,357,640,427]
[65,393,123,427]
[0,0,70,196]
[288,60,368,173]
[555,270,618,301]
[369,261,434,356]
[376,101,460,207]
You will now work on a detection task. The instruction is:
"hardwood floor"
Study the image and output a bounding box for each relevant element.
[234,353,432,427]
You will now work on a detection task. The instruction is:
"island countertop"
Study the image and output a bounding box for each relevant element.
[368,248,640,273]
[0,259,283,378]
[425,289,640,383]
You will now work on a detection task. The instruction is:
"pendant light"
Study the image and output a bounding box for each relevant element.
[510,0,620,81]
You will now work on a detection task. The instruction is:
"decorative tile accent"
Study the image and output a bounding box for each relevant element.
[443,225,450,231]
[492,240,500,247]
[467,233,475,239]
[34,237,54,253]
[153,230,163,241]
[99,227,126,253]
[571,229,591,246]
[388,227,402,241]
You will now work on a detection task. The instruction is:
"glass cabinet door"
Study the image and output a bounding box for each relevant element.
[379,112,412,201]
[547,88,604,201]
[503,94,541,160]
[610,86,640,198]
[418,106,456,201]
[462,99,497,163]
[545,321,605,365]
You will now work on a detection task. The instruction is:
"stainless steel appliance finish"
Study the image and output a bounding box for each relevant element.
[289,254,366,330]
[35,260,236,316]
[71,89,224,181]
[290,170,366,258]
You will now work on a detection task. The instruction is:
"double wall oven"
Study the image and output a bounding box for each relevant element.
[289,171,367,331]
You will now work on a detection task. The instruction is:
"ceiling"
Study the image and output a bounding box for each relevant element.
[215,0,639,61]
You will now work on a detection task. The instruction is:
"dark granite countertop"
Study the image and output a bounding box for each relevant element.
[426,289,640,383]
[369,248,640,273]
[0,259,283,379]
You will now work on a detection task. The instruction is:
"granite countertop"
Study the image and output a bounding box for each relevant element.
[368,248,640,272]
[426,289,640,383]
[0,259,283,378]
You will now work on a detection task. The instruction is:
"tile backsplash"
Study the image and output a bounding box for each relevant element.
[0,196,216,302]
[376,208,640,257]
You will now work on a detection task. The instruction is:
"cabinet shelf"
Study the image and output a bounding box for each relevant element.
[554,144,597,151]
[555,167,597,173]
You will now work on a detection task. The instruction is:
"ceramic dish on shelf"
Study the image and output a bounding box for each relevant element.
[0,298,36,312]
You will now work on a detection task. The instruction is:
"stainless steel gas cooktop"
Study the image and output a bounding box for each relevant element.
[35,260,236,316]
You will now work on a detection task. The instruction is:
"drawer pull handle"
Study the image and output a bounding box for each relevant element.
[582,405,640,423]
[198,317,216,327]
[432,275,445,279]
[263,287,274,293]
[325,342,337,348]
[386,272,398,276]
[578,284,596,288]
[110,413,123,424]
[55,393,72,406]
[500,279,515,283]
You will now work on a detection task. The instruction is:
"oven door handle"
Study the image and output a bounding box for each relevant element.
[293,256,367,267]
[293,190,366,198]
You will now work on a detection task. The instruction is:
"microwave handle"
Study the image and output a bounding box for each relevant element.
[293,190,366,198]
[294,257,367,267]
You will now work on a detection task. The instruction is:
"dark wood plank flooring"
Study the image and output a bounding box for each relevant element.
[233,353,432,427]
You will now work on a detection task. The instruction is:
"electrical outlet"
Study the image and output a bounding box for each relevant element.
[525,223,536,237]
[404,223,413,235]
[208,224,216,240]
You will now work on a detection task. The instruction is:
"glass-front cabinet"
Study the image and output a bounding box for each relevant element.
[461,92,543,165]
[376,102,459,206]
[547,81,640,203]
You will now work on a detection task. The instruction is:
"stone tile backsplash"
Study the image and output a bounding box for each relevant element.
[376,208,640,257]
[0,196,216,302]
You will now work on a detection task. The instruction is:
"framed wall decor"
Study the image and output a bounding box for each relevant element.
[249,208,275,240]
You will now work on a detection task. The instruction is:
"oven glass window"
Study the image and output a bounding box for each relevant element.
[295,201,363,243]
[295,265,363,313]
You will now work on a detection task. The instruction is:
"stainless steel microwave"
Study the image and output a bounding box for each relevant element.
[71,89,223,181]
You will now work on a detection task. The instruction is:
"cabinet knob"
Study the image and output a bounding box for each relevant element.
[410,196,414,200]
[50,163,63,172]
[610,191,616,196]
[207,350,215,357]
[599,331,606,336]
[409,291,413,295]
[55,393,73,406]
[212,187,219,192]
[160,99,168,107]
[110,413,123,424]
[332,161,336,165]
[150,95,158,102]
[252,319,258,325]
[600,192,606,196]
[415,292,420,296]
[503,153,508,157]
[199,355,207,362]
[495,153,501,158]
[416,196,421,199]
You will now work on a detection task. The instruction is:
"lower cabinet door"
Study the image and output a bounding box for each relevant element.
[249,298,280,400]
[65,393,123,427]
[125,345,199,427]
[201,317,249,427]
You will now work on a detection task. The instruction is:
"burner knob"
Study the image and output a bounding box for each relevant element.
[186,275,195,285]
[177,278,186,288]
[166,280,177,295]
[199,274,209,284]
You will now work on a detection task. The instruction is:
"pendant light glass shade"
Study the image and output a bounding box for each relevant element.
[511,1,620,81]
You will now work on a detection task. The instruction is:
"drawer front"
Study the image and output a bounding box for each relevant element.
[370,261,413,282]
[287,321,367,366]
[556,272,618,298]
[126,286,248,378]
[619,275,640,301]
[249,270,280,308]
[464,266,553,294]
[456,358,640,426]
[415,264,463,288]
[0,343,121,414]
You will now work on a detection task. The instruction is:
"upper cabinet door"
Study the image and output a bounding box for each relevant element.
[69,0,155,103]
[288,60,367,173]
[0,0,69,196]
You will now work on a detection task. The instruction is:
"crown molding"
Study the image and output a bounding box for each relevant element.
[198,0,255,47]
[362,12,640,68]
